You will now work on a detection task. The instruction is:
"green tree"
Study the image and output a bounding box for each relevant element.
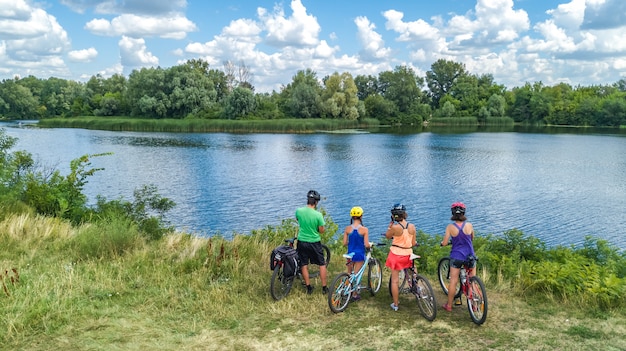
[510,83,533,123]
[487,94,506,117]
[354,74,379,100]
[426,59,468,108]
[253,92,284,119]
[363,94,397,123]
[320,72,359,119]
[223,87,257,119]
[528,82,552,123]
[440,100,456,117]
[281,69,322,118]
[599,94,626,126]
[0,79,39,118]
[166,61,218,118]
[378,65,423,114]
[126,67,169,118]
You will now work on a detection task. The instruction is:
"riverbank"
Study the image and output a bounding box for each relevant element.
[1,213,624,351]
[37,117,382,133]
[35,116,520,133]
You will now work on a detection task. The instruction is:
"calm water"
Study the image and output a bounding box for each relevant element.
[2,121,625,250]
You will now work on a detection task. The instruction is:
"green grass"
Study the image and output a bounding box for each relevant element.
[1,213,625,351]
[37,117,381,133]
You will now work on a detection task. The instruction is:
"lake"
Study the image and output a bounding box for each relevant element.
[2,121,625,250]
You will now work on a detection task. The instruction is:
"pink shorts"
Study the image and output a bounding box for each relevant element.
[385,251,412,270]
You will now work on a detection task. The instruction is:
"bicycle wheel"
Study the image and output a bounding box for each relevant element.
[270,264,293,301]
[388,268,407,297]
[414,274,437,321]
[328,272,352,313]
[308,244,331,279]
[467,276,488,325]
[367,258,382,295]
[437,257,461,298]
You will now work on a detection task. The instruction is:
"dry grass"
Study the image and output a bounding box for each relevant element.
[1,213,624,351]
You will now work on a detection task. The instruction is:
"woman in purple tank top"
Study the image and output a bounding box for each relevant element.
[440,202,475,312]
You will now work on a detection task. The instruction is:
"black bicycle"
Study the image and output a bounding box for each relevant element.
[270,238,331,301]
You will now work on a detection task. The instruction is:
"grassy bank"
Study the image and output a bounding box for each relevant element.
[37,117,381,133]
[1,213,624,351]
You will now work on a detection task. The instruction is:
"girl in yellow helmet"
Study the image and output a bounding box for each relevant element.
[342,206,370,301]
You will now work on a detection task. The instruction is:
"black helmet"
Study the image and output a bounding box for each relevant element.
[307,190,321,201]
[390,203,406,220]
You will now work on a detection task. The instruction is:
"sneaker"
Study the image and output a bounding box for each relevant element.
[322,286,328,294]
[307,285,314,294]
[442,303,452,312]
[351,294,361,301]
[390,303,398,311]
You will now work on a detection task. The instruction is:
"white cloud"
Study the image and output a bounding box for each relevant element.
[355,16,392,61]
[448,0,530,46]
[546,0,585,30]
[383,9,440,41]
[258,0,321,47]
[68,47,98,62]
[221,18,263,41]
[582,0,626,30]
[0,0,31,20]
[61,0,188,16]
[119,36,159,67]
[1,7,70,61]
[85,14,197,39]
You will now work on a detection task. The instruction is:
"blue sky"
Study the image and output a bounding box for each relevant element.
[1,0,625,92]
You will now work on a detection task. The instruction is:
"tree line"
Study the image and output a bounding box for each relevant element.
[1,58,625,127]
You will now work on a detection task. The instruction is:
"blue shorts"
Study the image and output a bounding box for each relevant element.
[450,258,476,269]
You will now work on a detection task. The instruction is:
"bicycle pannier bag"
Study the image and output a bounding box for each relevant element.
[270,245,299,278]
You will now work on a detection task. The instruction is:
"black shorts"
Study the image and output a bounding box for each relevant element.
[297,241,326,266]
[451,258,476,269]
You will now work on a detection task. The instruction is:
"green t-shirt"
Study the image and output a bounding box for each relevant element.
[295,206,325,243]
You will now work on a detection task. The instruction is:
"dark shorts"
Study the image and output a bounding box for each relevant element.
[450,257,476,269]
[297,241,326,266]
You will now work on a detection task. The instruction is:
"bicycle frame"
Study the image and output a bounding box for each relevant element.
[342,249,372,295]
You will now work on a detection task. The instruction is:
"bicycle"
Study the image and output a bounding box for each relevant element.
[328,242,384,313]
[387,246,437,321]
[270,238,331,301]
[437,255,488,325]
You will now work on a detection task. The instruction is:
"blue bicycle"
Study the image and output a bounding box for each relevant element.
[328,243,384,313]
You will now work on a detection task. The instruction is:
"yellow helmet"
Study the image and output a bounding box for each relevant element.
[350,206,364,217]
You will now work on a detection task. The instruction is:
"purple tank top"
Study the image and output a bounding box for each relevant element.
[450,222,475,261]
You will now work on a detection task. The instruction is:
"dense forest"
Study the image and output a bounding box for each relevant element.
[1,58,626,127]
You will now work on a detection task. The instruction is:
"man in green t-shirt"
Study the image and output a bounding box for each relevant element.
[295,190,327,294]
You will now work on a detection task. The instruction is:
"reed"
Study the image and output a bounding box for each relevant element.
[38,117,381,133]
[429,117,478,126]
